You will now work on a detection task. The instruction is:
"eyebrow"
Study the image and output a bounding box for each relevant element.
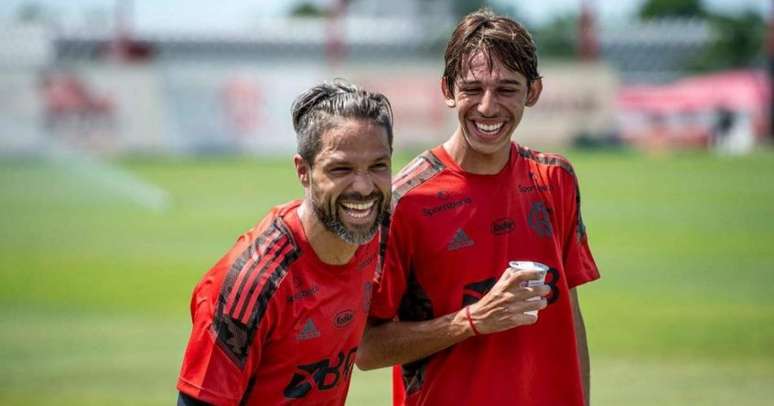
[458,79,523,87]
[324,153,391,166]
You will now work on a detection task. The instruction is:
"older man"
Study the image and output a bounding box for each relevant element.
[177,80,393,405]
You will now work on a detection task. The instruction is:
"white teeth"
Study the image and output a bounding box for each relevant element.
[341,200,375,211]
[346,210,369,219]
[475,122,503,133]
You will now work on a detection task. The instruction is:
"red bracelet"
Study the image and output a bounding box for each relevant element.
[465,306,481,336]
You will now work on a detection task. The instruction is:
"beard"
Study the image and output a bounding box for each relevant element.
[310,185,387,245]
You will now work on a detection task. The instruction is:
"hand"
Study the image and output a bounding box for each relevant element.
[462,269,549,335]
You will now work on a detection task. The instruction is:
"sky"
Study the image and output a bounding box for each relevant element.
[1,0,770,33]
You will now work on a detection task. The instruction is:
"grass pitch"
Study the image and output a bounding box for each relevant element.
[1,149,773,405]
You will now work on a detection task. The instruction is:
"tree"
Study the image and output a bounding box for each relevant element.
[532,15,578,60]
[291,2,327,18]
[16,2,47,24]
[639,0,706,20]
[693,10,766,70]
[452,0,487,20]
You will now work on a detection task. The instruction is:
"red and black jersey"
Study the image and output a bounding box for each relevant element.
[178,200,378,405]
[371,143,600,406]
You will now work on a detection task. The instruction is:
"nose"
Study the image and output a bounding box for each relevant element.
[477,89,497,117]
[351,171,375,197]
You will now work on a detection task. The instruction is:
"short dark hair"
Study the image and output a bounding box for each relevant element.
[291,79,393,164]
[443,8,541,97]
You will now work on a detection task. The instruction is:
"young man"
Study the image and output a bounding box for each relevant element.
[177,81,393,405]
[357,9,600,406]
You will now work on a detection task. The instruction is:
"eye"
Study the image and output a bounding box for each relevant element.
[499,87,518,95]
[328,167,351,176]
[460,87,482,95]
[371,162,390,172]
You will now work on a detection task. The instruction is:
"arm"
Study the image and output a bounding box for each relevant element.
[357,309,472,370]
[570,288,590,406]
[357,269,549,370]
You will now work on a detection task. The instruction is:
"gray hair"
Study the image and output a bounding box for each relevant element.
[291,79,393,164]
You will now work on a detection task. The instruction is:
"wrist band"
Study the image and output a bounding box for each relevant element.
[465,306,481,336]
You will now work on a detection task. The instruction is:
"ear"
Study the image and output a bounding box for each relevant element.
[293,154,311,188]
[526,78,543,107]
[441,77,456,108]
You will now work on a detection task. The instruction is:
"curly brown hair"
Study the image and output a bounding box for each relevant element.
[443,8,541,97]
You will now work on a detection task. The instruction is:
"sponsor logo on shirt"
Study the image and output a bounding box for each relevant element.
[283,347,358,399]
[462,278,497,306]
[422,196,473,217]
[287,286,320,303]
[518,183,551,193]
[461,268,563,307]
[528,201,553,237]
[334,309,354,328]
[356,254,376,272]
[490,217,515,235]
[296,318,321,341]
[447,228,474,251]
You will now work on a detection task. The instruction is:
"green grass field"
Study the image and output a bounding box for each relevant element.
[1,149,773,405]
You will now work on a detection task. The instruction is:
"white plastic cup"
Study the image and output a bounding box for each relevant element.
[509,261,549,317]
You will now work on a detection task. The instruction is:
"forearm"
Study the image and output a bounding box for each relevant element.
[357,269,548,370]
[571,288,590,405]
[356,310,474,370]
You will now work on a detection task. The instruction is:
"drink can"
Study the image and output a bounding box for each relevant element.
[508,261,549,317]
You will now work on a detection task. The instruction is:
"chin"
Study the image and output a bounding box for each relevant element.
[466,135,511,156]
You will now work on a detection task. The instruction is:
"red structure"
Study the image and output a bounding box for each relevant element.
[578,0,599,61]
[617,70,770,149]
[105,0,154,62]
[325,0,348,66]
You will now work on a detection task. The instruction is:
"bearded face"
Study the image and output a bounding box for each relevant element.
[310,186,387,244]
[303,119,392,245]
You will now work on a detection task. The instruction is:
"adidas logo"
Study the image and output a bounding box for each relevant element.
[447,228,474,251]
[297,318,320,341]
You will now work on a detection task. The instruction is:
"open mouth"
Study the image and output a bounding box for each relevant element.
[338,199,377,224]
[470,120,506,141]
[476,122,504,134]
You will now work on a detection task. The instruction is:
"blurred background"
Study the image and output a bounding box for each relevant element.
[0,0,772,404]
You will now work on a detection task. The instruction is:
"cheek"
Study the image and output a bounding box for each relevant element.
[311,176,337,200]
[374,173,392,193]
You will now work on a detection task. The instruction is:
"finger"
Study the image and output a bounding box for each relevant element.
[523,298,548,312]
[519,287,546,300]
[533,285,551,297]
[518,312,539,325]
[504,280,549,296]
[511,269,543,282]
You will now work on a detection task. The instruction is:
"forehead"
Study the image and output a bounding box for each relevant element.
[314,119,390,164]
[459,51,526,84]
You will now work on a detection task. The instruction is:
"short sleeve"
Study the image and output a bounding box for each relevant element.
[556,165,600,289]
[177,239,264,405]
[369,208,411,321]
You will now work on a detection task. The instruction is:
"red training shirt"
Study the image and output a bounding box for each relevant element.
[178,200,377,405]
[371,143,600,406]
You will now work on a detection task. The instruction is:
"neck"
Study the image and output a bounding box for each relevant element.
[443,128,511,175]
[297,200,359,266]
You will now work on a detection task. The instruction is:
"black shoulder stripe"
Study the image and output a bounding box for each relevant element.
[213,217,300,368]
[233,235,293,322]
[391,150,445,211]
[376,151,445,281]
[517,144,575,176]
[224,227,286,318]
